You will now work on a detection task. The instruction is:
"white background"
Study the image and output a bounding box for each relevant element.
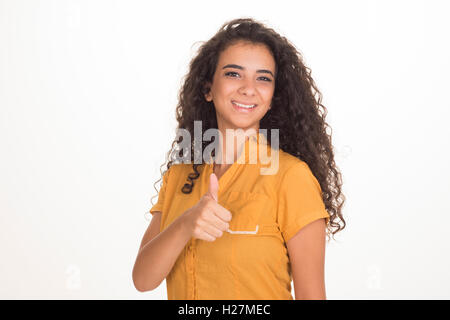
[1,0,449,299]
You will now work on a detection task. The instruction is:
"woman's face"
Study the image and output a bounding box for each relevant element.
[205,41,276,134]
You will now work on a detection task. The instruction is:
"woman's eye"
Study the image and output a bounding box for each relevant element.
[225,71,239,77]
[259,76,272,82]
[225,72,272,82]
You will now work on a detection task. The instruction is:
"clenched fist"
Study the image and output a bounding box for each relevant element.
[182,173,232,242]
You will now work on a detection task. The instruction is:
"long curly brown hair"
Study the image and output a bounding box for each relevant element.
[150,17,346,241]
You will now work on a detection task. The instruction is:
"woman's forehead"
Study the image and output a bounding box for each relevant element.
[217,42,275,70]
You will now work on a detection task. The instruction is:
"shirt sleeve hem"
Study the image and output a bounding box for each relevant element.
[149,204,163,215]
[282,209,330,243]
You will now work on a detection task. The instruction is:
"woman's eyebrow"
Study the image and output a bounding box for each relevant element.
[222,64,274,77]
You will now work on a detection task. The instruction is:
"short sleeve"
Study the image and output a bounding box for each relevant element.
[277,162,330,242]
[149,167,171,215]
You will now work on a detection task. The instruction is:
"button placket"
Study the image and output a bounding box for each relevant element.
[192,243,197,299]
[186,239,197,300]
[185,239,196,299]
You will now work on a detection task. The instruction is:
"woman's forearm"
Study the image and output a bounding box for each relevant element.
[132,212,192,292]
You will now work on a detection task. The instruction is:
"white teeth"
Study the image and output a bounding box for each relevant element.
[232,101,256,109]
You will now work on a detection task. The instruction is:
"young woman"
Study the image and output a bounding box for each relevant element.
[132,18,346,300]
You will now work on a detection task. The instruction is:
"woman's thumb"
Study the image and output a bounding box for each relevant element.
[208,173,219,202]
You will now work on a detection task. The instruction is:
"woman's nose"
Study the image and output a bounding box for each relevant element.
[238,78,256,96]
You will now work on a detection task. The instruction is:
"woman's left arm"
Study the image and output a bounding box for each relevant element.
[286,217,327,300]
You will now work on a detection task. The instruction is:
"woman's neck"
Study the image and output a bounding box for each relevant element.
[214,125,259,169]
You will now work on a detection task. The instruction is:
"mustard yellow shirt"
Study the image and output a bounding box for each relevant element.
[149,133,330,300]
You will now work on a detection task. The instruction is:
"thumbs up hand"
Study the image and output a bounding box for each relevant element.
[206,171,219,202]
[182,173,232,242]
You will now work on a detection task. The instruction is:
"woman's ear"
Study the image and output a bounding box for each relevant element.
[204,82,212,102]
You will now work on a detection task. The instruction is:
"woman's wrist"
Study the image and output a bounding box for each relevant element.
[176,208,194,240]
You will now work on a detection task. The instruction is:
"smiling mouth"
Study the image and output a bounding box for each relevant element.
[231,100,258,110]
